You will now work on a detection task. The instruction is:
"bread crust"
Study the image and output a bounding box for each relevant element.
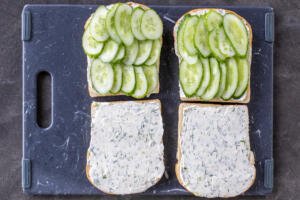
[86,99,164,195]
[86,2,161,98]
[176,103,256,197]
[174,9,252,104]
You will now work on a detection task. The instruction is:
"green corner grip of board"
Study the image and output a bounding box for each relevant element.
[22,158,31,190]
[264,158,274,189]
[265,12,274,43]
[22,9,31,41]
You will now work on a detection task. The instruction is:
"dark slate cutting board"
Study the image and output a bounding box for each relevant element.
[22,4,274,195]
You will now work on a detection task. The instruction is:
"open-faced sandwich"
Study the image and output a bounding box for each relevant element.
[176,103,256,197]
[174,9,252,103]
[86,100,165,194]
[82,2,163,98]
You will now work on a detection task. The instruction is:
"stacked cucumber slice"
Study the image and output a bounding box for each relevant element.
[177,10,250,101]
[83,3,163,98]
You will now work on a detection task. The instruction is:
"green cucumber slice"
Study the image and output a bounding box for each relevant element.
[217,62,227,97]
[123,40,139,65]
[84,14,93,30]
[90,6,109,42]
[208,29,226,61]
[234,58,249,98]
[106,3,121,43]
[141,9,163,40]
[145,39,162,65]
[183,16,198,55]
[112,45,125,63]
[134,40,153,65]
[99,40,119,63]
[177,17,198,64]
[90,58,114,94]
[205,11,223,31]
[223,14,248,56]
[110,64,123,94]
[121,65,136,93]
[82,28,104,56]
[131,8,146,40]
[194,16,211,57]
[143,65,159,95]
[115,4,134,46]
[201,58,221,100]
[131,67,148,98]
[180,60,203,97]
[222,58,238,100]
[196,57,210,97]
[218,28,235,57]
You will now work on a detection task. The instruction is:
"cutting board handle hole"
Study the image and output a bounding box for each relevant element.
[37,71,52,128]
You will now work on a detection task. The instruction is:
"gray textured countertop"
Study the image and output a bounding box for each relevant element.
[0,0,299,200]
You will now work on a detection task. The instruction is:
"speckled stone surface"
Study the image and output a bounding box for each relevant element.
[0,0,299,200]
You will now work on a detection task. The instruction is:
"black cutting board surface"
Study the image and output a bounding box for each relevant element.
[22,4,274,195]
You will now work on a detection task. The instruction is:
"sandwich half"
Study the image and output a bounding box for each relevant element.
[174,9,252,103]
[86,100,165,194]
[176,103,256,198]
[83,2,163,98]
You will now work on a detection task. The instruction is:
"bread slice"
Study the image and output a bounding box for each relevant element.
[86,100,165,194]
[86,2,161,97]
[174,9,252,103]
[176,103,256,198]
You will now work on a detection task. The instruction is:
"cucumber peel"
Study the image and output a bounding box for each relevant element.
[201,58,220,100]
[131,67,148,98]
[222,58,238,100]
[234,58,249,98]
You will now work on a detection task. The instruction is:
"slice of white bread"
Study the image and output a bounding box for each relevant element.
[86,100,165,194]
[85,2,161,97]
[176,103,256,198]
[173,9,252,103]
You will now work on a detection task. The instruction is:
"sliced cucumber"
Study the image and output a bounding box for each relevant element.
[196,57,210,97]
[208,29,226,61]
[145,39,162,65]
[205,11,223,31]
[131,67,148,98]
[112,45,125,63]
[234,58,249,98]
[143,65,159,95]
[223,14,248,56]
[82,28,104,56]
[201,58,221,100]
[194,16,211,57]
[84,14,93,30]
[141,9,163,40]
[131,8,146,40]
[123,40,139,65]
[90,6,109,42]
[180,60,203,97]
[177,17,198,64]
[106,3,121,43]
[90,58,114,94]
[222,58,238,100]
[110,64,123,94]
[218,28,235,57]
[115,4,134,46]
[121,65,136,93]
[217,62,227,97]
[183,16,198,55]
[99,40,119,63]
[134,40,153,65]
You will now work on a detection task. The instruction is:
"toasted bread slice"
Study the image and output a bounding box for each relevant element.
[85,2,161,97]
[86,100,165,194]
[176,103,256,198]
[174,9,252,103]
